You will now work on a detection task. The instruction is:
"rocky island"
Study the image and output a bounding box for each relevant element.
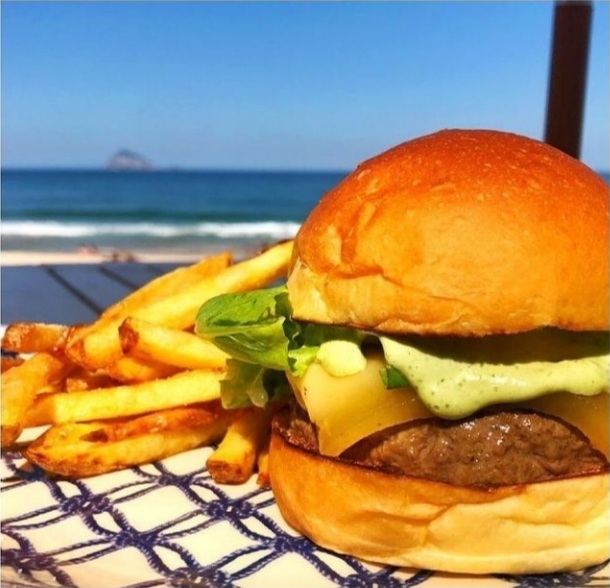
[106,149,153,171]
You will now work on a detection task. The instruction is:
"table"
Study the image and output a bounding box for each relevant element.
[1,262,183,325]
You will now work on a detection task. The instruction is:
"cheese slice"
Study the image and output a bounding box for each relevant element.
[289,350,609,458]
[521,392,608,458]
[288,351,431,456]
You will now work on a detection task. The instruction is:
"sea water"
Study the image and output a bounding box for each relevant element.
[1,169,347,255]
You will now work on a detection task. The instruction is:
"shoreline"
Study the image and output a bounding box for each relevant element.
[0,241,267,266]
[0,249,213,267]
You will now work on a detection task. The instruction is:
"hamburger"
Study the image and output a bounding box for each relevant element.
[195,129,609,574]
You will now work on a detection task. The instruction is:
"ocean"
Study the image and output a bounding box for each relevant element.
[1,170,347,256]
[2,169,608,257]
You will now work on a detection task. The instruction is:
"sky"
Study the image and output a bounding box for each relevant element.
[2,1,609,172]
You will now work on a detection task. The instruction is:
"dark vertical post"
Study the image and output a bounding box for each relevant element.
[544,0,592,159]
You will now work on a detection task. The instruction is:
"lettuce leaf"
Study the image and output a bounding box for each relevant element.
[380,364,411,389]
[219,359,292,409]
[196,285,365,377]
[195,286,292,371]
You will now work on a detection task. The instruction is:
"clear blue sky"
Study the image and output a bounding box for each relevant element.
[2,1,608,171]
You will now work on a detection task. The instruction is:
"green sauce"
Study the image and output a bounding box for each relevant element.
[379,330,609,419]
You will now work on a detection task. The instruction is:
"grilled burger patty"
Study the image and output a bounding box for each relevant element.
[277,404,609,487]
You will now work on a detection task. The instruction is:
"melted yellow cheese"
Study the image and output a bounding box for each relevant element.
[521,392,608,458]
[288,351,432,456]
[290,350,609,458]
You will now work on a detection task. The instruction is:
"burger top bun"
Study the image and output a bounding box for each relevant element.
[287,129,609,336]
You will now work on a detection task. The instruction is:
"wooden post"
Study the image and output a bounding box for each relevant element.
[544,0,592,159]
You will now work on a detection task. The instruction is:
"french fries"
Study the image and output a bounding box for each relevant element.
[1,354,25,373]
[78,402,234,442]
[119,317,229,370]
[256,444,271,487]
[2,322,68,354]
[1,241,293,483]
[1,352,73,447]
[64,241,293,370]
[25,403,235,477]
[64,367,117,392]
[24,369,224,427]
[206,406,276,484]
[99,251,233,322]
[103,355,179,383]
[62,251,232,369]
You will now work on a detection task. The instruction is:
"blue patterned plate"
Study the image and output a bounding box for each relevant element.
[2,443,608,588]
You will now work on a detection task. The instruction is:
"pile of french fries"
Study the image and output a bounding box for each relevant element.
[1,241,293,485]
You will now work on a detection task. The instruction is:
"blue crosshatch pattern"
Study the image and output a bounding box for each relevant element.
[1,446,608,588]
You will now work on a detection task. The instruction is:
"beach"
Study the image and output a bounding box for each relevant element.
[1,249,206,267]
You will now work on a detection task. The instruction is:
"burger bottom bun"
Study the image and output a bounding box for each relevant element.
[269,423,610,575]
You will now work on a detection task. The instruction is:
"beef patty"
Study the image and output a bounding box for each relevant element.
[276,404,608,487]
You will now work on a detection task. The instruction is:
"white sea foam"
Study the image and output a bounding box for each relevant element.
[1,220,301,240]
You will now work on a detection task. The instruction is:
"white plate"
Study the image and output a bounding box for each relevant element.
[2,444,608,588]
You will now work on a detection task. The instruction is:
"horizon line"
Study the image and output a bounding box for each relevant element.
[1,165,352,175]
[3,165,609,176]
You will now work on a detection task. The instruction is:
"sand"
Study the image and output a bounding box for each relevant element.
[1,250,205,267]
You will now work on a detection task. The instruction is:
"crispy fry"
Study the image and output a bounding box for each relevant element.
[24,368,224,427]
[80,402,236,442]
[1,352,73,447]
[25,403,233,477]
[119,317,228,370]
[206,406,275,484]
[102,355,179,383]
[62,325,88,350]
[1,354,25,373]
[37,381,66,395]
[64,252,233,367]
[100,251,233,322]
[256,442,270,487]
[64,367,117,392]
[65,241,293,370]
[2,322,68,354]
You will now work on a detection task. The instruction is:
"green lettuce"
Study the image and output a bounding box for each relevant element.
[196,284,364,376]
[219,359,292,409]
[380,364,411,389]
[195,286,292,371]
[195,285,368,407]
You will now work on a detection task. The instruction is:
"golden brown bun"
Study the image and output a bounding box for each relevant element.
[288,129,609,335]
[269,423,610,574]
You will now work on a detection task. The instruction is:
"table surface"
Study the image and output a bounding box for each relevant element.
[1,261,183,325]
